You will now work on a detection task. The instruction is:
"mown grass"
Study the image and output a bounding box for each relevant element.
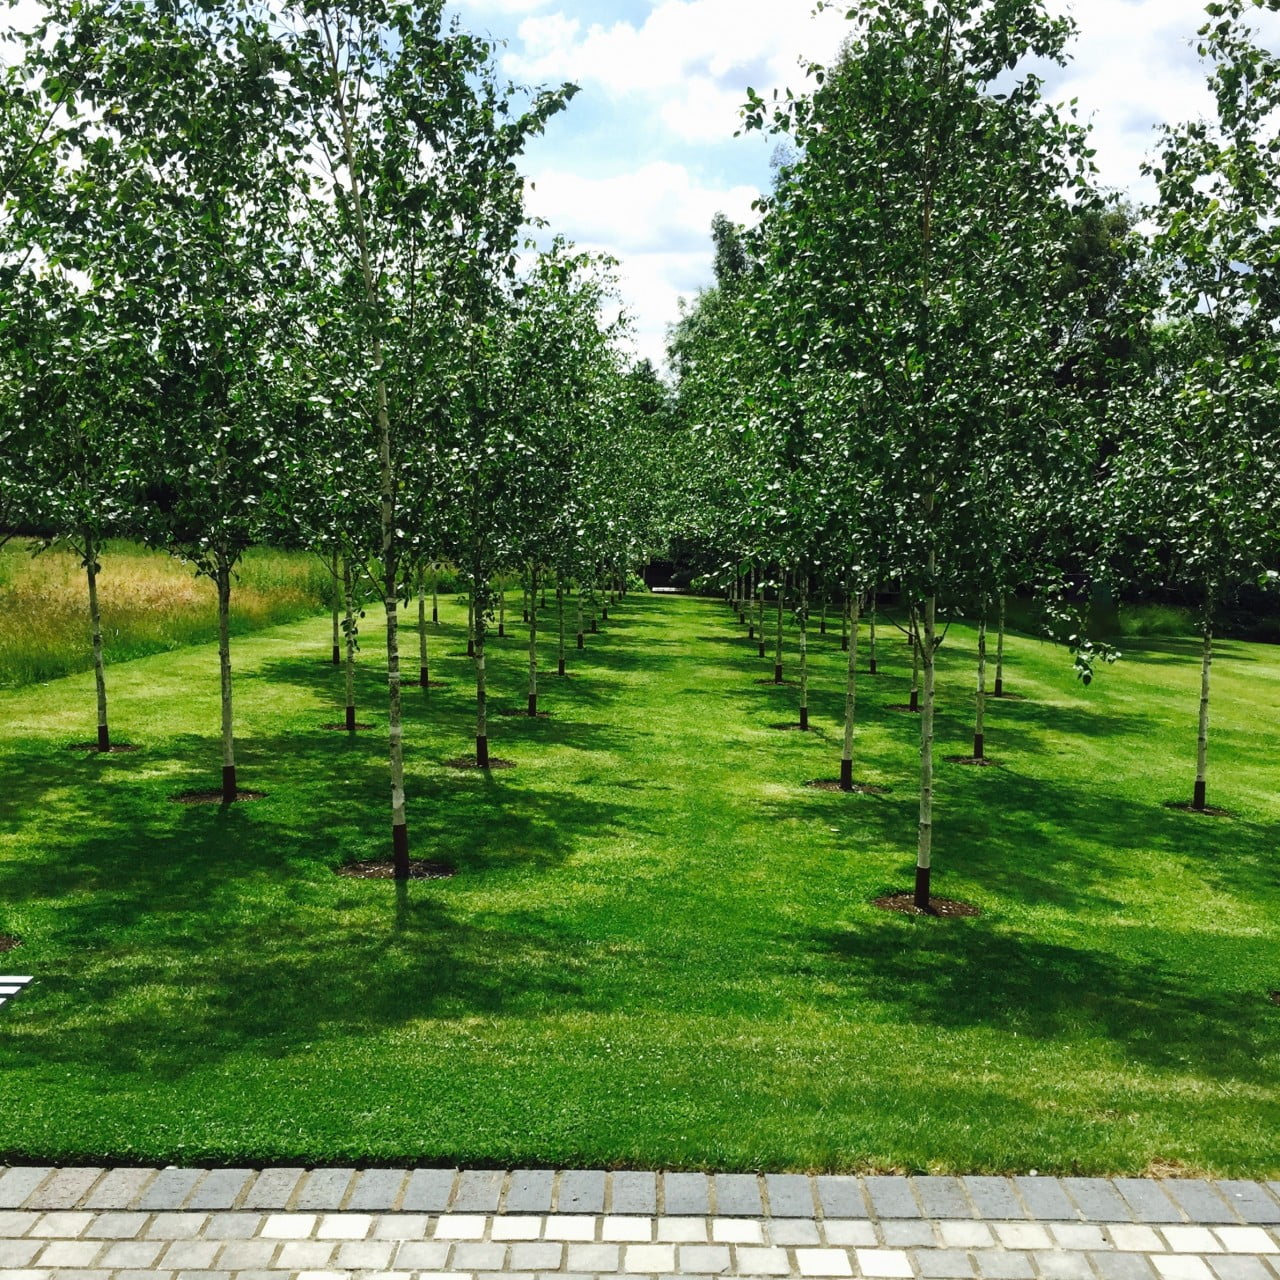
[0,589,1276,1174]
[0,540,334,687]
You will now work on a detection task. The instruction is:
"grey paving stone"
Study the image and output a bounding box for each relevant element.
[817,1177,867,1219]
[1033,1248,1095,1278]
[200,1213,263,1240]
[452,1240,507,1269]
[83,1212,148,1239]
[1216,1184,1280,1226]
[612,1172,658,1216]
[136,1169,204,1211]
[769,1220,821,1245]
[558,1170,606,1214]
[714,1174,763,1217]
[1013,1177,1077,1221]
[29,1169,103,1210]
[346,1169,406,1212]
[240,1168,305,1210]
[866,1177,922,1219]
[765,1174,815,1218]
[292,1168,356,1212]
[916,1178,974,1220]
[1092,1252,1157,1280]
[82,1170,156,1211]
[916,1248,976,1277]
[1115,1180,1183,1224]
[881,1221,937,1248]
[663,1173,711,1216]
[1064,1178,1133,1222]
[510,1241,564,1271]
[975,1251,1036,1279]
[505,1171,555,1214]
[185,1169,253,1211]
[402,1168,458,1213]
[1208,1258,1276,1280]
[453,1170,505,1213]
[1163,1181,1240,1225]
[0,1169,53,1209]
[962,1177,1024,1221]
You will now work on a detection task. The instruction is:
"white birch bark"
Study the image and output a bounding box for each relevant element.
[1195,616,1212,810]
[345,556,357,729]
[330,547,341,664]
[527,564,539,714]
[994,594,1006,696]
[216,556,236,802]
[916,583,937,909]
[974,600,987,759]
[85,532,110,751]
[799,572,809,729]
[841,591,861,790]
[557,578,567,675]
[417,566,428,686]
[774,570,786,683]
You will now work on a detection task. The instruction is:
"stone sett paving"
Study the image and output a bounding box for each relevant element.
[0,1168,1276,1280]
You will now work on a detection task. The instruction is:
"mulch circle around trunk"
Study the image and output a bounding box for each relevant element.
[66,743,141,753]
[885,704,920,714]
[1164,801,1233,818]
[0,935,21,953]
[1269,991,1280,1007]
[806,779,891,795]
[756,678,798,686]
[497,709,552,718]
[321,722,374,732]
[337,859,457,881]
[991,691,1028,700]
[945,755,1004,767]
[170,790,267,805]
[874,893,982,918]
[417,681,449,689]
[444,757,516,771]
[769,722,810,731]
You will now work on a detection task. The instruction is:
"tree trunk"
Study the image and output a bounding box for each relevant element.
[974,599,987,760]
[841,594,850,652]
[747,566,755,639]
[840,592,861,791]
[820,594,828,635]
[557,578,567,676]
[476,596,489,768]
[576,585,584,650]
[527,564,539,716]
[757,581,766,658]
[467,595,475,658]
[345,556,358,729]
[217,557,237,804]
[916,588,937,910]
[431,567,438,625]
[498,586,505,638]
[85,532,111,752]
[1194,612,1212,810]
[417,565,429,688]
[798,573,809,730]
[869,592,878,674]
[774,571,786,683]
[330,546,341,665]
[994,594,1006,697]
[909,605,921,713]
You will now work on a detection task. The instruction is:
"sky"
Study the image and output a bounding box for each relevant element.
[446,0,1280,369]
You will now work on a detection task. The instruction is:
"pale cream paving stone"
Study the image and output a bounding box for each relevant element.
[624,1242,677,1271]
[566,1242,622,1271]
[678,1244,732,1273]
[993,1224,1053,1251]
[273,1239,338,1270]
[432,1213,489,1240]
[392,1239,455,1269]
[174,1271,231,1280]
[1052,1225,1111,1251]
[97,1239,166,1268]
[796,1246,855,1276]
[357,1272,414,1280]
[451,1241,508,1270]
[1033,1251,1095,1279]
[0,1212,39,1236]
[1110,1226,1167,1253]
[735,1246,792,1275]
[145,1214,208,1240]
[1214,1229,1279,1254]
[543,1215,597,1242]
[1153,1257,1217,1280]
[822,1222,877,1248]
[0,1239,41,1267]
[656,1218,709,1243]
[712,1220,763,1245]
[508,1241,563,1270]
[855,1248,915,1278]
[771,1221,822,1246]
[0,1270,50,1280]
[294,1270,352,1280]
[939,1223,996,1250]
[212,1238,279,1269]
[603,1216,654,1242]
[38,1271,107,1280]
[316,1213,374,1240]
[882,1222,937,1249]
[492,1215,547,1240]
[1164,1229,1224,1255]
[117,1271,174,1280]
[200,1212,263,1240]
[333,1239,396,1269]
[261,1212,318,1239]
[33,1239,103,1267]
[371,1214,430,1240]
[30,1212,96,1238]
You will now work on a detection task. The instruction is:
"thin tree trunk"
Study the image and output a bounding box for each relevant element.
[467,594,475,658]
[217,556,237,804]
[330,546,341,664]
[576,584,584,649]
[748,566,755,640]
[909,605,921,713]
[774,571,786,683]
[757,581,766,658]
[345,556,358,730]
[994,594,1006,697]
[475,582,489,767]
[498,585,506,638]
[523,575,530,623]
[590,584,598,633]
[869,591,878,674]
[799,573,810,730]
[85,532,110,752]
[974,599,987,759]
[841,592,861,791]
[916,584,937,910]
[1194,611,1212,810]
[527,564,539,716]
[417,565,429,688]
[841,594,849,652]
[558,578,567,676]
[431,567,438,625]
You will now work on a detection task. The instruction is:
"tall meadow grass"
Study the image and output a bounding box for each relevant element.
[0,540,335,687]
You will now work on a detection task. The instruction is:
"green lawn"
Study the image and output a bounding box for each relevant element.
[0,591,1276,1174]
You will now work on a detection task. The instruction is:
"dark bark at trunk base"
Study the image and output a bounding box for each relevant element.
[973,732,984,760]
[97,723,111,753]
[910,689,919,713]
[528,694,538,717]
[558,658,566,676]
[590,618,598,634]
[869,659,878,674]
[577,634,584,649]
[498,624,505,638]
[392,823,410,881]
[841,637,849,652]
[420,666,429,688]
[914,864,931,912]
[432,608,438,623]
[773,664,783,683]
[800,707,809,731]
[758,641,766,658]
[222,764,237,806]
[994,678,1003,697]
[1194,779,1207,810]
[476,736,490,768]
[467,640,475,658]
[603,607,609,620]
[332,645,341,665]
[346,705,357,733]
[840,758,853,792]
[749,624,755,639]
